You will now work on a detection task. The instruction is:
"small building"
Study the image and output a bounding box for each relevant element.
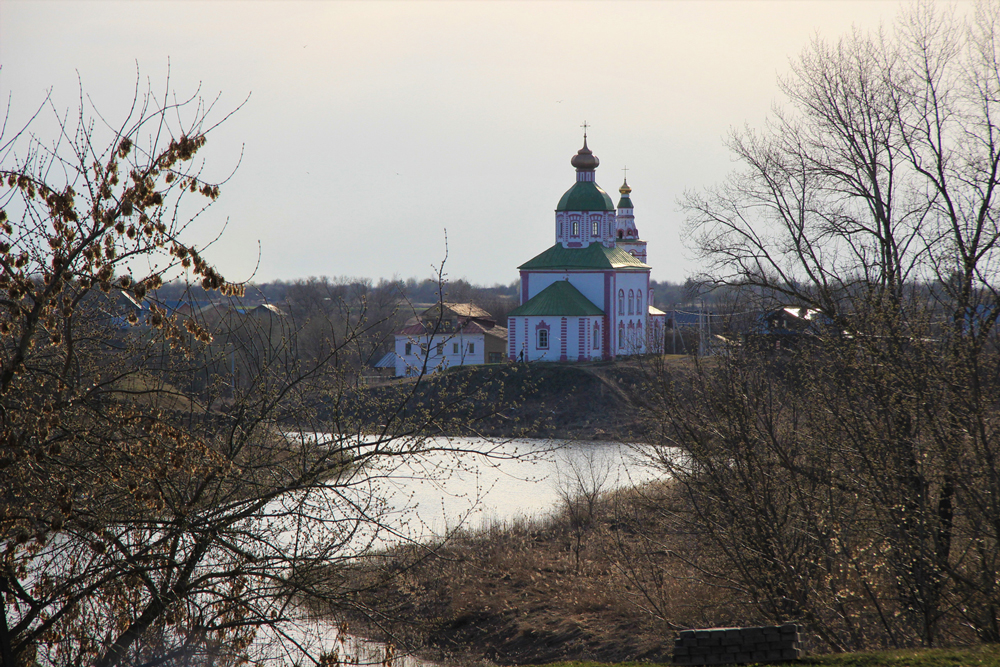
[393,302,508,377]
[745,305,836,351]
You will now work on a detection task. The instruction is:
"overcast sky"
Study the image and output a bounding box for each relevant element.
[1,1,953,287]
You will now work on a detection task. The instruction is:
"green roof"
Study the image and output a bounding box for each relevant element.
[509,280,605,317]
[617,195,633,209]
[518,243,650,271]
[556,181,615,211]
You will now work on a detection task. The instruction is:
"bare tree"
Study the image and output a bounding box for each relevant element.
[640,1,1000,652]
[554,450,612,573]
[0,72,523,667]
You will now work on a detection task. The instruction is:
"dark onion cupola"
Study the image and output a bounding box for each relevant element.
[570,137,600,172]
[555,131,616,248]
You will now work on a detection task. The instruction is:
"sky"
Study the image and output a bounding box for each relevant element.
[0,1,955,287]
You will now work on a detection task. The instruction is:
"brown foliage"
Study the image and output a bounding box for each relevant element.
[0,73,526,667]
[660,2,1000,653]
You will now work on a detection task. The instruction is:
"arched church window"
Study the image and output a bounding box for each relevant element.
[637,290,643,313]
[617,230,623,239]
[593,322,600,349]
[572,221,579,236]
[618,322,624,349]
[618,290,624,314]
[592,220,599,237]
[628,290,634,315]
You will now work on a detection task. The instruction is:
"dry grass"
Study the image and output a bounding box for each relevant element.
[524,643,1000,666]
[111,372,206,414]
[339,480,743,666]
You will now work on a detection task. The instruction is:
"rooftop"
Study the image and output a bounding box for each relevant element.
[508,280,605,317]
[519,243,650,271]
[556,181,615,212]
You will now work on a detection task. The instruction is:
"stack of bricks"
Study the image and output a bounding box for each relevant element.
[672,624,804,665]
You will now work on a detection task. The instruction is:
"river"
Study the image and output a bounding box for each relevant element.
[271,436,660,666]
[379,437,657,537]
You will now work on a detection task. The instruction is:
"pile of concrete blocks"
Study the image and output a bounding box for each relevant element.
[672,623,804,665]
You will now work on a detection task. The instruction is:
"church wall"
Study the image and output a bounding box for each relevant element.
[612,271,652,356]
[512,270,651,360]
[555,210,616,248]
[647,312,667,353]
[583,315,603,360]
[617,239,648,264]
[525,272,605,309]
[604,272,615,360]
[507,315,604,362]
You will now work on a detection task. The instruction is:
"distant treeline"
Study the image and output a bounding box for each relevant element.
[152,276,702,314]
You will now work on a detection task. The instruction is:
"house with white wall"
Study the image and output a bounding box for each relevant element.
[393,303,508,377]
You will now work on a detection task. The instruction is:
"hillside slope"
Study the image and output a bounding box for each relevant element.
[360,359,674,441]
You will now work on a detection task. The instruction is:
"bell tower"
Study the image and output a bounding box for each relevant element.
[614,175,647,264]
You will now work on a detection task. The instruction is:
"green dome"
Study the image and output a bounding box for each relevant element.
[556,181,615,212]
[618,195,634,209]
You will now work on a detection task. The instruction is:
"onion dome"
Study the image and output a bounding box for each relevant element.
[557,132,614,211]
[618,178,634,209]
[570,137,600,171]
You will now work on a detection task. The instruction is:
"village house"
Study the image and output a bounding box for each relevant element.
[393,302,508,377]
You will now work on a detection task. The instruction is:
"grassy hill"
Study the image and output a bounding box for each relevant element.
[359,357,686,441]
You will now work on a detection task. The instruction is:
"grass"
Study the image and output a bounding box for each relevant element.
[522,643,1000,667]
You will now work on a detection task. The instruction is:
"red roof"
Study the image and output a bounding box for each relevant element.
[396,320,508,339]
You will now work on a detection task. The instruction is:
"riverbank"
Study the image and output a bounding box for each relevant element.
[332,479,744,666]
[358,357,691,442]
[320,475,1000,667]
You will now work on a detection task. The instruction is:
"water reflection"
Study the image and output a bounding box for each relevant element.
[384,438,656,538]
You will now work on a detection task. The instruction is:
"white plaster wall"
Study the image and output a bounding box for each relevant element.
[446,331,486,366]
[525,273,605,311]
[584,315,604,360]
[555,210,616,248]
[508,315,607,362]
[562,316,576,361]
[647,312,667,353]
[509,316,554,362]
[394,332,485,376]
[612,271,651,356]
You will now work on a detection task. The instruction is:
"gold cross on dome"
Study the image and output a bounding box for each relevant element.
[581,121,589,139]
[622,165,629,180]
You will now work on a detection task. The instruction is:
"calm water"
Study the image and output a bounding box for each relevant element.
[270,437,659,666]
[380,437,657,537]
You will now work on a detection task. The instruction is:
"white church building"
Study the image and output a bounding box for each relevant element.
[507,134,666,362]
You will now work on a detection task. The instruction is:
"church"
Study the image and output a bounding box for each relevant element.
[507,133,666,362]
